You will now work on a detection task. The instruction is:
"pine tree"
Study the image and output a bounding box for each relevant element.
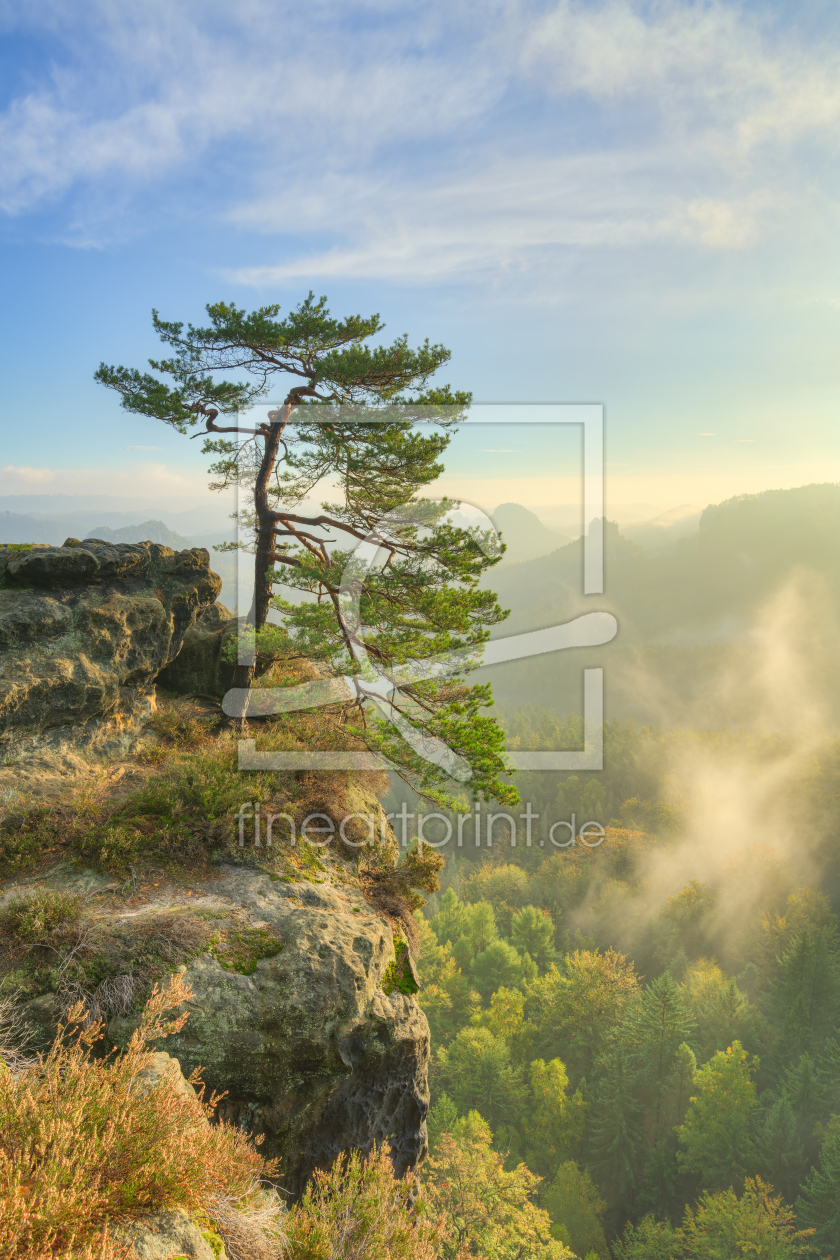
[96,295,515,804]
[427,1092,460,1153]
[816,1032,840,1115]
[797,1127,840,1255]
[631,973,696,1148]
[755,1090,806,1205]
[771,928,840,1069]
[784,1052,824,1170]
[588,1044,643,1207]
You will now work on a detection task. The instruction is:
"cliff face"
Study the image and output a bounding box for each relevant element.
[0,539,221,785]
[7,835,430,1201]
[0,562,431,1199]
[112,863,429,1198]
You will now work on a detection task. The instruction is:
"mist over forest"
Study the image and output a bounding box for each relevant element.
[392,480,840,1257]
[4,478,840,1256]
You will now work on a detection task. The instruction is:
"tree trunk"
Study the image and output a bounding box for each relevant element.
[230,406,288,731]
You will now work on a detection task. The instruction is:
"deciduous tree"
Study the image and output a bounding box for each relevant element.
[677,1040,759,1192]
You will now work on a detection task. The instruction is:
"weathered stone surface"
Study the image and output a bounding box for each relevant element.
[156,602,237,698]
[2,757,430,1206]
[0,540,221,768]
[103,863,430,1201]
[133,1050,198,1103]
[111,1208,225,1260]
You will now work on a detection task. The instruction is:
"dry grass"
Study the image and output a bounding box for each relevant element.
[208,1187,288,1260]
[0,974,280,1259]
[0,993,36,1074]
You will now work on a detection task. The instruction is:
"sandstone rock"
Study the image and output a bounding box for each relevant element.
[155,602,237,698]
[4,779,430,1206]
[110,1208,226,1260]
[0,540,221,770]
[104,862,430,1201]
[132,1050,198,1103]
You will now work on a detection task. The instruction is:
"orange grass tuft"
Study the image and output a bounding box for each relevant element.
[0,974,278,1259]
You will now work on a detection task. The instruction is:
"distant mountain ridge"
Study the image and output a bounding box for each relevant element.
[478,481,840,727]
[491,502,572,564]
[84,519,195,549]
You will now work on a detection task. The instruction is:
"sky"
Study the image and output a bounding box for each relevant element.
[1,0,839,524]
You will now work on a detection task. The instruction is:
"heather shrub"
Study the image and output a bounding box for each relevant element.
[285,1145,456,1260]
[0,973,280,1259]
[1,888,83,943]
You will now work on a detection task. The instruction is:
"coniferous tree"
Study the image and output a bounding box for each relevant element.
[797,1127,840,1255]
[631,972,696,1148]
[511,906,557,972]
[588,1043,643,1209]
[783,1053,824,1171]
[755,1090,806,1206]
[771,928,840,1069]
[96,295,515,804]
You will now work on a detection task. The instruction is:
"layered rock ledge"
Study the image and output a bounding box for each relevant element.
[0,539,221,781]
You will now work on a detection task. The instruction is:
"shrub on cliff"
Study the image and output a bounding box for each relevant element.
[0,974,281,1259]
[285,1144,458,1260]
[422,1110,575,1260]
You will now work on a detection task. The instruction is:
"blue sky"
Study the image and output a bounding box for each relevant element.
[1,0,839,523]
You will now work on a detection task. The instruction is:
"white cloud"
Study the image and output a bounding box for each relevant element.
[0,461,212,500]
[0,0,838,284]
[0,465,57,485]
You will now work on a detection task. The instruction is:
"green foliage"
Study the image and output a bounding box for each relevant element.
[797,1124,840,1254]
[96,293,517,808]
[755,1089,806,1205]
[424,1110,575,1259]
[403,717,840,1252]
[511,906,557,971]
[436,1026,527,1130]
[587,1043,642,1207]
[613,1215,677,1260]
[471,939,532,1002]
[681,960,763,1066]
[382,938,419,996]
[677,1041,759,1192]
[1,888,82,943]
[525,1058,586,1177]
[678,1177,813,1258]
[427,1092,460,1153]
[631,971,696,1146]
[770,926,840,1067]
[431,886,468,946]
[208,924,284,975]
[525,948,640,1086]
[541,1161,609,1259]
